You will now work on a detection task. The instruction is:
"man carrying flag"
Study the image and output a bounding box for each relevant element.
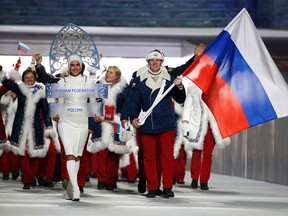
[126,44,205,198]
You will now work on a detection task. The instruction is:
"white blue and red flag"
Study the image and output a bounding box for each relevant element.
[18,42,30,54]
[182,8,288,138]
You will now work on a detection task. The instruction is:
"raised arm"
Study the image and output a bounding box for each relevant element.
[32,53,60,84]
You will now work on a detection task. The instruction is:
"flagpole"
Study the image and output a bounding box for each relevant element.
[138,53,198,125]
[139,75,185,125]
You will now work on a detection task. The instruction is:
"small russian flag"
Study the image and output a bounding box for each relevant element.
[113,123,121,134]
[18,42,30,54]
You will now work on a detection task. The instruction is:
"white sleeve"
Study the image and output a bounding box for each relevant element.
[182,93,193,122]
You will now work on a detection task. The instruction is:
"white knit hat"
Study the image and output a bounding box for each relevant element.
[67,54,82,69]
[146,49,164,61]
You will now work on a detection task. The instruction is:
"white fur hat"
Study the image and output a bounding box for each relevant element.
[67,54,82,69]
[146,49,164,61]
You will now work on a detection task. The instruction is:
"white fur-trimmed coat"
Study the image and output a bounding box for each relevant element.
[0,86,10,151]
[1,92,17,137]
[180,82,231,152]
[0,70,55,157]
[87,75,130,154]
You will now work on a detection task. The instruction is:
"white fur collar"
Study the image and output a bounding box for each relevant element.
[137,66,170,91]
[139,66,170,82]
[136,65,149,77]
[100,76,127,106]
[19,82,46,101]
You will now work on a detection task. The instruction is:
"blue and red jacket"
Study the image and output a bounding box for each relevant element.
[121,56,196,134]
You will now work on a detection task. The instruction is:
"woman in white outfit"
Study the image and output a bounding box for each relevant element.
[55,55,94,201]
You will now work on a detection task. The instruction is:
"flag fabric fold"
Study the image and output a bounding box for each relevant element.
[18,42,30,54]
[183,8,288,138]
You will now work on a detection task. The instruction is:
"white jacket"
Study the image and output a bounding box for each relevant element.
[181,82,231,151]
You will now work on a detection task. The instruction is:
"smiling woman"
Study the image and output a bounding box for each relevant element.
[0,65,55,189]
[67,55,83,77]
[22,68,37,86]
[52,54,96,201]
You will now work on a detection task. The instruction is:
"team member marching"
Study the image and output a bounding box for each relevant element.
[0,64,55,189]
[87,65,130,190]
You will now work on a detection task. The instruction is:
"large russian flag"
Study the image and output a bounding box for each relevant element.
[182,8,288,138]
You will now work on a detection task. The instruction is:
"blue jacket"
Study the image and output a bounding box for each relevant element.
[128,69,186,135]
[36,65,60,84]
[121,56,196,134]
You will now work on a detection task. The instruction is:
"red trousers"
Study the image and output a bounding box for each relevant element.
[89,152,98,176]
[0,150,20,176]
[141,130,176,191]
[96,149,108,183]
[36,140,57,183]
[121,152,137,182]
[60,138,90,188]
[174,145,187,183]
[105,151,120,185]
[190,126,215,184]
[20,153,40,184]
[45,141,57,182]
[78,147,90,188]
[136,129,146,181]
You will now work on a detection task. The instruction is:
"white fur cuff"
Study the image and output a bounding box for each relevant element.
[44,128,56,139]
[0,140,10,151]
[108,143,130,154]
[87,140,107,153]
[9,69,22,82]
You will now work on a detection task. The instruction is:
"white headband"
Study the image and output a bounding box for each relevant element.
[146,50,164,61]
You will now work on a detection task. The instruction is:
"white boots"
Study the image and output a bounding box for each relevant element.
[66,160,80,201]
